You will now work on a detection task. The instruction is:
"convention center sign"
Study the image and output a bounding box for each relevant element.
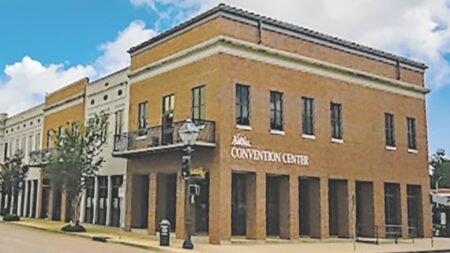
[230,134,309,166]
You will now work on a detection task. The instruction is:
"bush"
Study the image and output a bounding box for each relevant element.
[61,224,86,233]
[3,214,20,222]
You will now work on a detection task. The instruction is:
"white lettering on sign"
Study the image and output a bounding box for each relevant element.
[232,134,252,147]
[230,134,309,166]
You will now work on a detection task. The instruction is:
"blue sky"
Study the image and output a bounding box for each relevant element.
[0,0,449,155]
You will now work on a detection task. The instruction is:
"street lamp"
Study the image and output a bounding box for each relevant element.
[179,118,199,250]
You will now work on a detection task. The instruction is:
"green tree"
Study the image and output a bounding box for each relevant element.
[0,150,27,216]
[431,149,450,189]
[43,113,108,227]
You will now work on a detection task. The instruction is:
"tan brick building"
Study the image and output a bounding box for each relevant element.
[112,4,431,244]
[37,78,88,222]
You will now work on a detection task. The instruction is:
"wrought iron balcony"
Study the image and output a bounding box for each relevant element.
[28,148,54,167]
[113,120,215,156]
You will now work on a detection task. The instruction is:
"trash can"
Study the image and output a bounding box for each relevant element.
[159,219,171,246]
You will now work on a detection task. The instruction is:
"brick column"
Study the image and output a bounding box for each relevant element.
[347,180,356,238]
[124,168,133,231]
[36,173,43,218]
[373,181,385,238]
[246,172,266,240]
[209,167,232,244]
[280,175,299,240]
[320,177,329,239]
[60,191,67,222]
[48,188,54,220]
[106,176,112,226]
[421,183,432,238]
[400,184,409,239]
[147,172,158,235]
[175,173,186,240]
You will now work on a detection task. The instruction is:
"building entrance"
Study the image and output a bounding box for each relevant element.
[266,175,280,236]
[84,177,94,223]
[356,181,375,237]
[407,185,423,237]
[231,173,247,236]
[384,183,401,237]
[194,173,209,234]
[131,174,149,228]
[299,177,320,238]
[110,175,123,227]
[51,186,62,221]
[328,179,349,238]
[40,179,51,219]
[156,173,177,231]
[96,176,108,225]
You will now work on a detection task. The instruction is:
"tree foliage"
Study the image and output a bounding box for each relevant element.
[0,150,27,215]
[43,113,108,224]
[430,149,450,188]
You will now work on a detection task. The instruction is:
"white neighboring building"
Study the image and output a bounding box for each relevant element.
[0,104,44,218]
[80,68,129,227]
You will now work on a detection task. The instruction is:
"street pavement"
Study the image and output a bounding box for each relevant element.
[0,222,151,253]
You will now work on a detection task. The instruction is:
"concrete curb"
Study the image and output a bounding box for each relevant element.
[2,221,182,253]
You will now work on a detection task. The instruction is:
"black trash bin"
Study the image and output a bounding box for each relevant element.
[159,219,171,246]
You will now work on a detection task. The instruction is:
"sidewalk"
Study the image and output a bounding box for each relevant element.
[5,218,450,253]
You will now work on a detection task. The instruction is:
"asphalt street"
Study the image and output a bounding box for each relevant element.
[0,223,151,253]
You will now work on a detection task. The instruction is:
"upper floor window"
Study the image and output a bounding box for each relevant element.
[270,91,283,131]
[35,132,41,150]
[46,130,53,148]
[302,97,315,136]
[3,142,8,160]
[192,86,205,121]
[236,84,250,126]
[115,110,124,135]
[385,113,395,147]
[330,102,343,140]
[138,102,148,130]
[407,117,417,150]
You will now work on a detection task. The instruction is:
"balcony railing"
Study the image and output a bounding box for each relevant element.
[28,148,54,166]
[113,120,215,154]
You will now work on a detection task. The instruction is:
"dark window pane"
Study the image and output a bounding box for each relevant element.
[302,97,314,135]
[385,113,395,147]
[270,91,283,131]
[236,84,250,126]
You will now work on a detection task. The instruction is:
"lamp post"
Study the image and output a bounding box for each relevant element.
[178,119,199,250]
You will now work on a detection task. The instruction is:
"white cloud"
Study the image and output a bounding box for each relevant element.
[0,20,156,115]
[95,20,157,76]
[0,57,96,115]
[131,0,450,88]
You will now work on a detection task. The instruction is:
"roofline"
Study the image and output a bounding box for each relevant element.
[4,103,44,121]
[45,77,89,99]
[129,4,427,71]
[89,67,129,85]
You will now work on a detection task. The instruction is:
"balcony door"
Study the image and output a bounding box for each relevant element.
[162,94,175,145]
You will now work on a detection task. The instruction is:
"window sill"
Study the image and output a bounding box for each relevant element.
[331,138,344,144]
[302,134,316,140]
[136,135,147,140]
[236,125,252,131]
[270,130,285,136]
[408,149,418,154]
[386,146,397,151]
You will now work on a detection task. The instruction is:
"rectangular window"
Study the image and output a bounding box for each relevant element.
[16,138,20,152]
[137,102,148,130]
[270,91,283,131]
[385,113,395,147]
[192,86,205,121]
[302,97,315,136]
[407,117,417,150]
[114,110,124,135]
[35,132,41,151]
[330,102,343,139]
[3,142,8,159]
[46,130,53,148]
[236,84,250,126]
[28,135,33,153]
